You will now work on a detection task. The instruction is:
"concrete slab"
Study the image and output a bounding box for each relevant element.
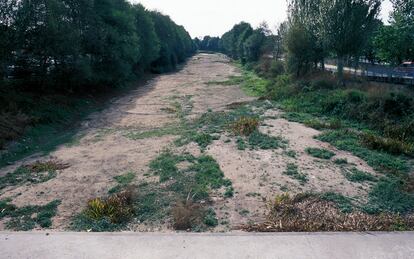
[1,232,414,259]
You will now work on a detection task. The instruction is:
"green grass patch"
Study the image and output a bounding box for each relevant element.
[205,75,244,86]
[0,160,68,190]
[247,131,286,150]
[317,130,409,174]
[306,147,335,159]
[0,199,61,230]
[364,177,414,214]
[109,171,136,194]
[345,168,377,183]
[125,124,184,140]
[283,163,308,185]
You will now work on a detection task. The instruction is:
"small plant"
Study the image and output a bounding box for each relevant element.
[285,150,297,158]
[203,208,218,227]
[236,137,246,150]
[192,133,219,149]
[283,163,308,185]
[334,158,348,165]
[345,168,376,183]
[239,209,250,217]
[224,186,234,198]
[306,148,335,159]
[231,117,259,136]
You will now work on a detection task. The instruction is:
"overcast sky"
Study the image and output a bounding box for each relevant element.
[131,0,393,38]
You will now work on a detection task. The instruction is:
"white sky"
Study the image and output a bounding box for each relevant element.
[131,0,393,38]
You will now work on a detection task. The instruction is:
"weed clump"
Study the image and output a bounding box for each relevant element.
[305,148,335,159]
[231,117,259,136]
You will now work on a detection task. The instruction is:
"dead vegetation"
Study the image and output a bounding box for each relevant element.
[242,194,414,232]
[230,116,259,136]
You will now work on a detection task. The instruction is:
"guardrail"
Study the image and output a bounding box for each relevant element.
[325,64,414,86]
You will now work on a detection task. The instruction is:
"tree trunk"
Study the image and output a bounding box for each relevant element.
[337,56,344,82]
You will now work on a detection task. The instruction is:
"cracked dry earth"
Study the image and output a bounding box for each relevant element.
[0,53,377,231]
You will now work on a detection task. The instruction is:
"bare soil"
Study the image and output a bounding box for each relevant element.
[0,53,377,231]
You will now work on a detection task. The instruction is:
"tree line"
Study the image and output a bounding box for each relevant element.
[195,0,413,79]
[0,0,196,94]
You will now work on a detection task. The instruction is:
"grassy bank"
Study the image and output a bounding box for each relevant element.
[236,58,414,230]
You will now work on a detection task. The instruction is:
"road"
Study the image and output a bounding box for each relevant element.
[1,232,414,259]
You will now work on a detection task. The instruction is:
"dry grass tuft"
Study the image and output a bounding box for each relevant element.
[242,194,414,232]
[360,132,414,156]
[172,199,203,231]
[25,160,70,173]
[231,117,259,136]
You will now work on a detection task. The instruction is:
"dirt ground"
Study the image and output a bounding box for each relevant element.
[0,53,377,231]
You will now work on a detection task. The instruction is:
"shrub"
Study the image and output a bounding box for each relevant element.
[84,191,134,225]
[269,60,285,78]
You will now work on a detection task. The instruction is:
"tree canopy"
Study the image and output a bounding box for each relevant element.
[0,0,195,93]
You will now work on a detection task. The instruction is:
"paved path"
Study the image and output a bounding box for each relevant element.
[1,232,414,259]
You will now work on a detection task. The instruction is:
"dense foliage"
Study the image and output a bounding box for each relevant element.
[0,0,195,150]
[374,0,414,64]
[0,0,196,94]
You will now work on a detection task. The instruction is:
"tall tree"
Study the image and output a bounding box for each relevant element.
[321,0,381,80]
[374,0,414,64]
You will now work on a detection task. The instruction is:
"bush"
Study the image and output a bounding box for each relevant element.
[269,60,285,78]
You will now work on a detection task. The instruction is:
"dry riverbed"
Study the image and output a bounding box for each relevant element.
[0,53,379,232]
